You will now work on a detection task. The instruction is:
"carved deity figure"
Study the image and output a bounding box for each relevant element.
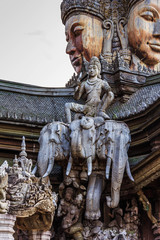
[65,56,114,123]
[108,207,124,229]
[57,187,84,240]
[61,0,106,74]
[127,0,160,71]
[124,198,139,232]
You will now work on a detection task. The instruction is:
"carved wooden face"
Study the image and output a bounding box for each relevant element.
[127,0,160,66]
[65,188,73,202]
[65,14,103,73]
[88,64,99,78]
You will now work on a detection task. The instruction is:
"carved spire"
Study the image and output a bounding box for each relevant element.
[13,155,18,168]
[19,136,27,158]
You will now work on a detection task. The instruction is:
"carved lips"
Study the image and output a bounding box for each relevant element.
[70,55,81,66]
[149,42,160,52]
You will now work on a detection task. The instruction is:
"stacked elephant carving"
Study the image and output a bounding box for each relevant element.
[34,56,134,231]
[35,117,133,209]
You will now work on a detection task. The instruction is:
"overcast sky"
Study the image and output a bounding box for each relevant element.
[0,0,74,87]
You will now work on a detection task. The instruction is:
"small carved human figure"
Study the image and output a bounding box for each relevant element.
[65,56,114,123]
[108,206,124,229]
[124,198,139,231]
[57,188,84,240]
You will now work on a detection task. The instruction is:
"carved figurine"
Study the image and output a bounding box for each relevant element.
[108,206,124,229]
[65,56,114,123]
[57,187,84,240]
[124,198,139,232]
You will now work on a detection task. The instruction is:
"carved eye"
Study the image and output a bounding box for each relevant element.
[73,26,84,37]
[140,11,154,22]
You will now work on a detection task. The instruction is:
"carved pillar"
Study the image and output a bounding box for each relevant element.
[28,230,52,240]
[0,214,16,240]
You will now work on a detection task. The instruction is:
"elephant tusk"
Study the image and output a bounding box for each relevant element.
[32,164,37,175]
[87,156,92,176]
[126,160,134,182]
[43,156,55,178]
[106,156,112,179]
[43,142,55,178]
[66,155,73,176]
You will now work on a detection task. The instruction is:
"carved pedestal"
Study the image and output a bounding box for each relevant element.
[28,230,52,240]
[0,214,16,240]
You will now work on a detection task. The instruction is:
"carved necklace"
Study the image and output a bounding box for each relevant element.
[86,79,99,85]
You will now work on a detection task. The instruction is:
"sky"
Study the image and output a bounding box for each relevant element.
[0,0,74,87]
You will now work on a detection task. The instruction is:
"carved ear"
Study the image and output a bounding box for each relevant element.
[118,18,126,37]
[102,19,114,53]
[117,17,128,49]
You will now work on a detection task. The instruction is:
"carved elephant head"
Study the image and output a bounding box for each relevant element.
[66,116,97,176]
[104,121,134,208]
[32,121,70,178]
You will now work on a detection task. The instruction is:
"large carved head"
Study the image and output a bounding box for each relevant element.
[61,0,106,73]
[127,0,160,68]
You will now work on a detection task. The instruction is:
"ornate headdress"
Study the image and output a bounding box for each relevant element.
[61,0,106,24]
[126,0,143,13]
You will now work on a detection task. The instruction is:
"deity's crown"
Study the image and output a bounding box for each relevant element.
[127,0,143,12]
[61,0,106,24]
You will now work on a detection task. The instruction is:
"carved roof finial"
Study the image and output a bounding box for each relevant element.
[13,155,18,167]
[19,136,27,157]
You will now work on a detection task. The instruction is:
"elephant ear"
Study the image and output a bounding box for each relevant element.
[69,119,81,131]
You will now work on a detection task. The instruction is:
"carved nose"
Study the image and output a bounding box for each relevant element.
[66,40,76,55]
[153,20,160,37]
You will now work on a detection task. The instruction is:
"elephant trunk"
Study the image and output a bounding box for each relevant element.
[106,184,120,208]
[85,174,104,220]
